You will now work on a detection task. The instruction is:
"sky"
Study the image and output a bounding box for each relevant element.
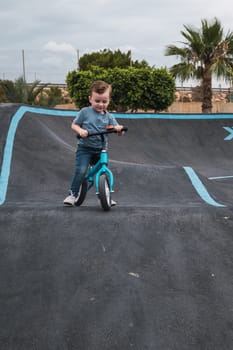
[0,0,233,87]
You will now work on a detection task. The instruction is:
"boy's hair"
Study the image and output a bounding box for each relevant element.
[90,80,112,96]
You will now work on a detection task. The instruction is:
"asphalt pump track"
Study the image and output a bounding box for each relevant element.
[1,104,233,350]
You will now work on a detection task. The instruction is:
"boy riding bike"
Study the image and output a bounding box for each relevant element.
[64,80,124,206]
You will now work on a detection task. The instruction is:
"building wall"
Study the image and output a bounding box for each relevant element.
[167,102,233,114]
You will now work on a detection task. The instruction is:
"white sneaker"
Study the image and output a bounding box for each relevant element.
[111,199,117,206]
[63,191,77,206]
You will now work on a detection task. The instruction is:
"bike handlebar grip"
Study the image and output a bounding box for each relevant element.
[77,132,89,139]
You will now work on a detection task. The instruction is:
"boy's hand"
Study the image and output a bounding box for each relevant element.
[79,129,89,138]
[114,125,124,134]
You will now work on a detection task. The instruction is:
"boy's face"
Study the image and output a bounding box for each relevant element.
[89,88,110,113]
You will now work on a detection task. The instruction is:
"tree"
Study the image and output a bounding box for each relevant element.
[164,18,233,113]
[37,86,66,107]
[79,49,149,70]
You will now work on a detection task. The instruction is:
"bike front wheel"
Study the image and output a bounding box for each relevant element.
[75,179,88,206]
[98,174,112,211]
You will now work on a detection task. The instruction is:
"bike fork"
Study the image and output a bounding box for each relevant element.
[95,166,114,195]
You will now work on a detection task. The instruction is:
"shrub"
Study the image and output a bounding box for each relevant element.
[66,67,175,112]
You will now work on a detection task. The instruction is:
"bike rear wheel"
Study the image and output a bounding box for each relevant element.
[98,174,111,211]
[75,180,88,206]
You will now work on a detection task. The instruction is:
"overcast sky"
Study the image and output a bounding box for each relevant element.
[0,0,232,87]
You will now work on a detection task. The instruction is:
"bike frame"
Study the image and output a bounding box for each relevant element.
[85,149,114,194]
[78,127,127,199]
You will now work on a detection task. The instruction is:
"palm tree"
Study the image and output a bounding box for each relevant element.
[0,77,66,107]
[0,77,48,104]
[165,18,233,113]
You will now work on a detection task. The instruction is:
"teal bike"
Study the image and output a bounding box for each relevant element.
[75,126,128,211]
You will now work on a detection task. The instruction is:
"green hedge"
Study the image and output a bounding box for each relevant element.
[66,66,175,112]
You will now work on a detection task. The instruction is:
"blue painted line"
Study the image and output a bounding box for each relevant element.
[223,126,233,140]
[183,166,226,207]
[209,175,233,180]
[0,106,77,205]
[114,113,233,119]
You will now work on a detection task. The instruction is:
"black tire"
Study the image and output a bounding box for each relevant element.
[99,174,111,211]
[75,180,88,206]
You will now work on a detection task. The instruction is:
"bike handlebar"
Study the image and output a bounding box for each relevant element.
[77,126,128,139]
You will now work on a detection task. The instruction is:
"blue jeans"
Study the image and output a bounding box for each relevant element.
[70,146,101,196]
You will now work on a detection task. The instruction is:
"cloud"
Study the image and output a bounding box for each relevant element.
[0,0,232,85]
[43,41,76,56]
[41,55,63,68]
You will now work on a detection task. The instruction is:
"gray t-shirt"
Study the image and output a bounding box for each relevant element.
[73,106,119,149]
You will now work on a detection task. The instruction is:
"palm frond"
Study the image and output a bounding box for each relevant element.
[169,62,198,81]
[165,17,233,82]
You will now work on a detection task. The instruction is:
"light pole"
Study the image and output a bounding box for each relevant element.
[77,49,80,71]
[22,49,26,82]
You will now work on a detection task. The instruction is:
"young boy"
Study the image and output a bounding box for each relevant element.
[64,80,124,206]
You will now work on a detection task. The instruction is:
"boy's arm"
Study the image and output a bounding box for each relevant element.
[108,113,124,133]
[71,121,88,138]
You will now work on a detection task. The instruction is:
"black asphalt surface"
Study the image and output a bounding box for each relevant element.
[1,105,233,350]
